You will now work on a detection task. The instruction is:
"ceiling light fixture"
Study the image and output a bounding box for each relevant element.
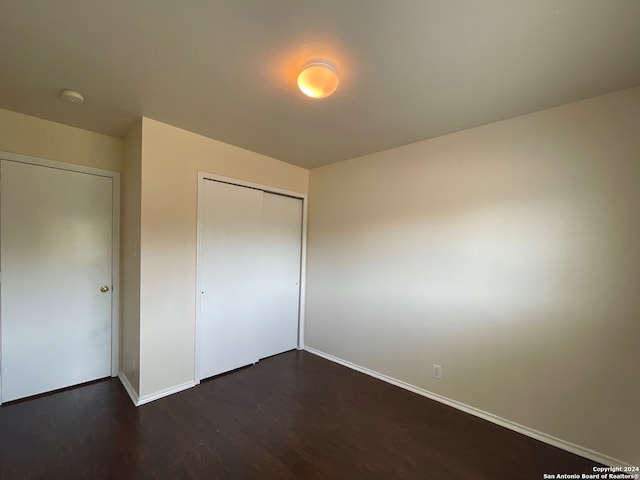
[297,60,339,99]
[60,89,85,104]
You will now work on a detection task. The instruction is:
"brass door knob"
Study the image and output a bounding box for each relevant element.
[100,285,110,293]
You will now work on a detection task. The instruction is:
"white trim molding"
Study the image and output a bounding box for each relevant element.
[118,372,139,406]
[297,195,308,350]
[303,346,633,468]
[119,372,196,407]
[137,381,196,406]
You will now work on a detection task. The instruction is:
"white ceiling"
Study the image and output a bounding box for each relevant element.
[0,1,638,169]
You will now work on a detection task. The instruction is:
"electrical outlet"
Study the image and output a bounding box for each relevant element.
[432,364,442,379]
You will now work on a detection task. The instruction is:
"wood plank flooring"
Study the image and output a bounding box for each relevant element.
[0,350,601,479]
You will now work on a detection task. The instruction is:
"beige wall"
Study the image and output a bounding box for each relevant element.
[120,120,142,393]
[305,87,640,464]
[138,118,308,397]
[0,108,122,172]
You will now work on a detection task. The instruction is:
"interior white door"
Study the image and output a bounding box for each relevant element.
[199,181,264,379]
[0,160,113,402]
[259,192,302,359]
[198,180,303,380]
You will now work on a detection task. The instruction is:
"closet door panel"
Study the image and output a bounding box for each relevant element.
[199,180,263,379]
[260,192,302,358]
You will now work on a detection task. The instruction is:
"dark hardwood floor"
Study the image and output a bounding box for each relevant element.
[0,350,601,479]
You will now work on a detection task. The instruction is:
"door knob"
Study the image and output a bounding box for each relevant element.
[100,285,110,293]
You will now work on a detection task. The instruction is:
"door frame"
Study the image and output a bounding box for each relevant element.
[0,150,121,405]
[195,172,308,383]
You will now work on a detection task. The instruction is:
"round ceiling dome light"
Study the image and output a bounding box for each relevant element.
[297,60,339,99]
[60,89,85,104]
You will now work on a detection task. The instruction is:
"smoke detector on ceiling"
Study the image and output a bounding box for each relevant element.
[60,89,85,104]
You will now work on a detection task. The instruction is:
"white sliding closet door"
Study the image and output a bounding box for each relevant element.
[198,180,302,380]
[0,160,113,402]
[199,181,264,379]
[260,192,302,359]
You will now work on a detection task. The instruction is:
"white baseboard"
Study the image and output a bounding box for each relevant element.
[303,347,632,468]
[137,380,196,406]
[118,372,139,406]
[118,372,196,407]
